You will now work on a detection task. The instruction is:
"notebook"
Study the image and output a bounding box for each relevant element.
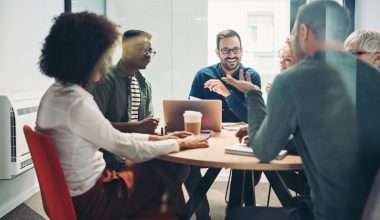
[163,99,222,132]
[225,143,288,160]
[222,122,247,131]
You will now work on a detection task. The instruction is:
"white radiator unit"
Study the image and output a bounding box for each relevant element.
[0,92,41,179]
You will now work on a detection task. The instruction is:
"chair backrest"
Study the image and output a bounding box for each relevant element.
[361,168,380,220]
[23,125,77,220]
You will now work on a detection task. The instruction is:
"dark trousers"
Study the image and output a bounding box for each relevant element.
[279,170,309,195]
[226,198,313,220]
[184,166,211,220]
[72,160,189,219]
[184,167,262,220]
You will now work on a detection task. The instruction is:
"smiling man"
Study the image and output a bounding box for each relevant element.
[187,29,261,220]
[189,29,261,123]
[89,30,160,171]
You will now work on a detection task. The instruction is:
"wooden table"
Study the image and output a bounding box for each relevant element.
[159,130,303,220]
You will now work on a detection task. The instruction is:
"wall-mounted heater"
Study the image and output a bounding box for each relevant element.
[0,92,41,179]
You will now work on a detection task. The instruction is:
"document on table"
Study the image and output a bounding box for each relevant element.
[225,143,287,160]
[222,122,247,131]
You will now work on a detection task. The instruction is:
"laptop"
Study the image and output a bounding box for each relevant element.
[163,99,222,132]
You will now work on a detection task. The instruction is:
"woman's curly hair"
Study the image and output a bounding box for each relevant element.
[39,12,119,85]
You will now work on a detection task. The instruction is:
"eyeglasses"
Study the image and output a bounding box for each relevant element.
[220,47,241,55]
[144,49,156,57]
[348,51,369,56]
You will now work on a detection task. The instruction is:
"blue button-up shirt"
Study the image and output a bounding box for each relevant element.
[189,63,261,122]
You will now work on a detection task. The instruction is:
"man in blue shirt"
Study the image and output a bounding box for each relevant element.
[189,29,261,122]
[186,30,261,220]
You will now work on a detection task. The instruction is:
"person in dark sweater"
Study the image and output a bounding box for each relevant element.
[224,1,380,220]
[189,29,261,123]
[187,30,261,220]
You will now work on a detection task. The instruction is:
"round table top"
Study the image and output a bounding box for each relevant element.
[159,130,303,171]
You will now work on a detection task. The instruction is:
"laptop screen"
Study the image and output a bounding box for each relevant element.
[163,99,222,132]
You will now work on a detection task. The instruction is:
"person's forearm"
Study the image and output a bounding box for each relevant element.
[112,121,142,133]
[246,77,295,162]
[246,89,278,162]
[246,90,266,138]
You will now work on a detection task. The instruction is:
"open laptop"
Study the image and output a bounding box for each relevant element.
[163,99,222,132]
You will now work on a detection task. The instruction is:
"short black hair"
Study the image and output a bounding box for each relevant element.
[39,12,119,86]
[216,29,242,49]
[122,30,151,43]
[296,0,350,42]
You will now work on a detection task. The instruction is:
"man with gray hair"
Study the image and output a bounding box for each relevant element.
[224,1,380,220]
[344,30,380,68]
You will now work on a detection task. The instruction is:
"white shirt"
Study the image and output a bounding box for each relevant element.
[36,82,179,196]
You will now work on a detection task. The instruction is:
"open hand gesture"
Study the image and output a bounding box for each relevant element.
[222,70,260,93]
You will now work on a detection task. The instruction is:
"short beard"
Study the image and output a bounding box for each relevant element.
[221,58,240,71]
[293,35,306,62]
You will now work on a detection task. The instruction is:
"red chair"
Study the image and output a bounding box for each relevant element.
[23,125,77,220]
[23,125,178,220]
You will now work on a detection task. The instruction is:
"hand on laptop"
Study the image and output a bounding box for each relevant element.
[137,117,160,133]
[171,131,193,138]
[176,138,209,149]
[148,131,192,141]
[204,79,231,97]
[222,70,260,93]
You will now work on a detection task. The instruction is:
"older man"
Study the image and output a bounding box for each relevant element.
[224,1,380,220]
[344,30,380,68]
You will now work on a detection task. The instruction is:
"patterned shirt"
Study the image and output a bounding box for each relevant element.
[130,76,141,122]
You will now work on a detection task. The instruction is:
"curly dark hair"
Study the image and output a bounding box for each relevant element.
[39,12,119,85]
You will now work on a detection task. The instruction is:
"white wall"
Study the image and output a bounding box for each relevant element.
[0,0,62,217]
[355,0,380,31]
[107,0,208,119]
[107,0,291,119]
[208,0,290,88]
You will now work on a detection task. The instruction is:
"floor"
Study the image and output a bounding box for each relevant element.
[1,181,282,220]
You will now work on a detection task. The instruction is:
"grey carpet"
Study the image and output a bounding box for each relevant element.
[2,181,282,220]
[1,204,45,220]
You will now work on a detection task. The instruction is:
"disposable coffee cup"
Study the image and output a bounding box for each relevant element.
[183,111,202,135]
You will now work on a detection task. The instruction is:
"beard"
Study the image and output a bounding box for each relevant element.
[293,34,306,62]
[221,57,240,71]
[136,57,150,70]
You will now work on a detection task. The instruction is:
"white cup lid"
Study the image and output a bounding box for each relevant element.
[183,110,202,122]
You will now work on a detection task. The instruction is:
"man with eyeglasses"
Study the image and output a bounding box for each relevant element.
[187,29,261,220]
[344,30,380,68]
[223,1,380,220]
[89,30,168,171]
[189,29,261,122]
